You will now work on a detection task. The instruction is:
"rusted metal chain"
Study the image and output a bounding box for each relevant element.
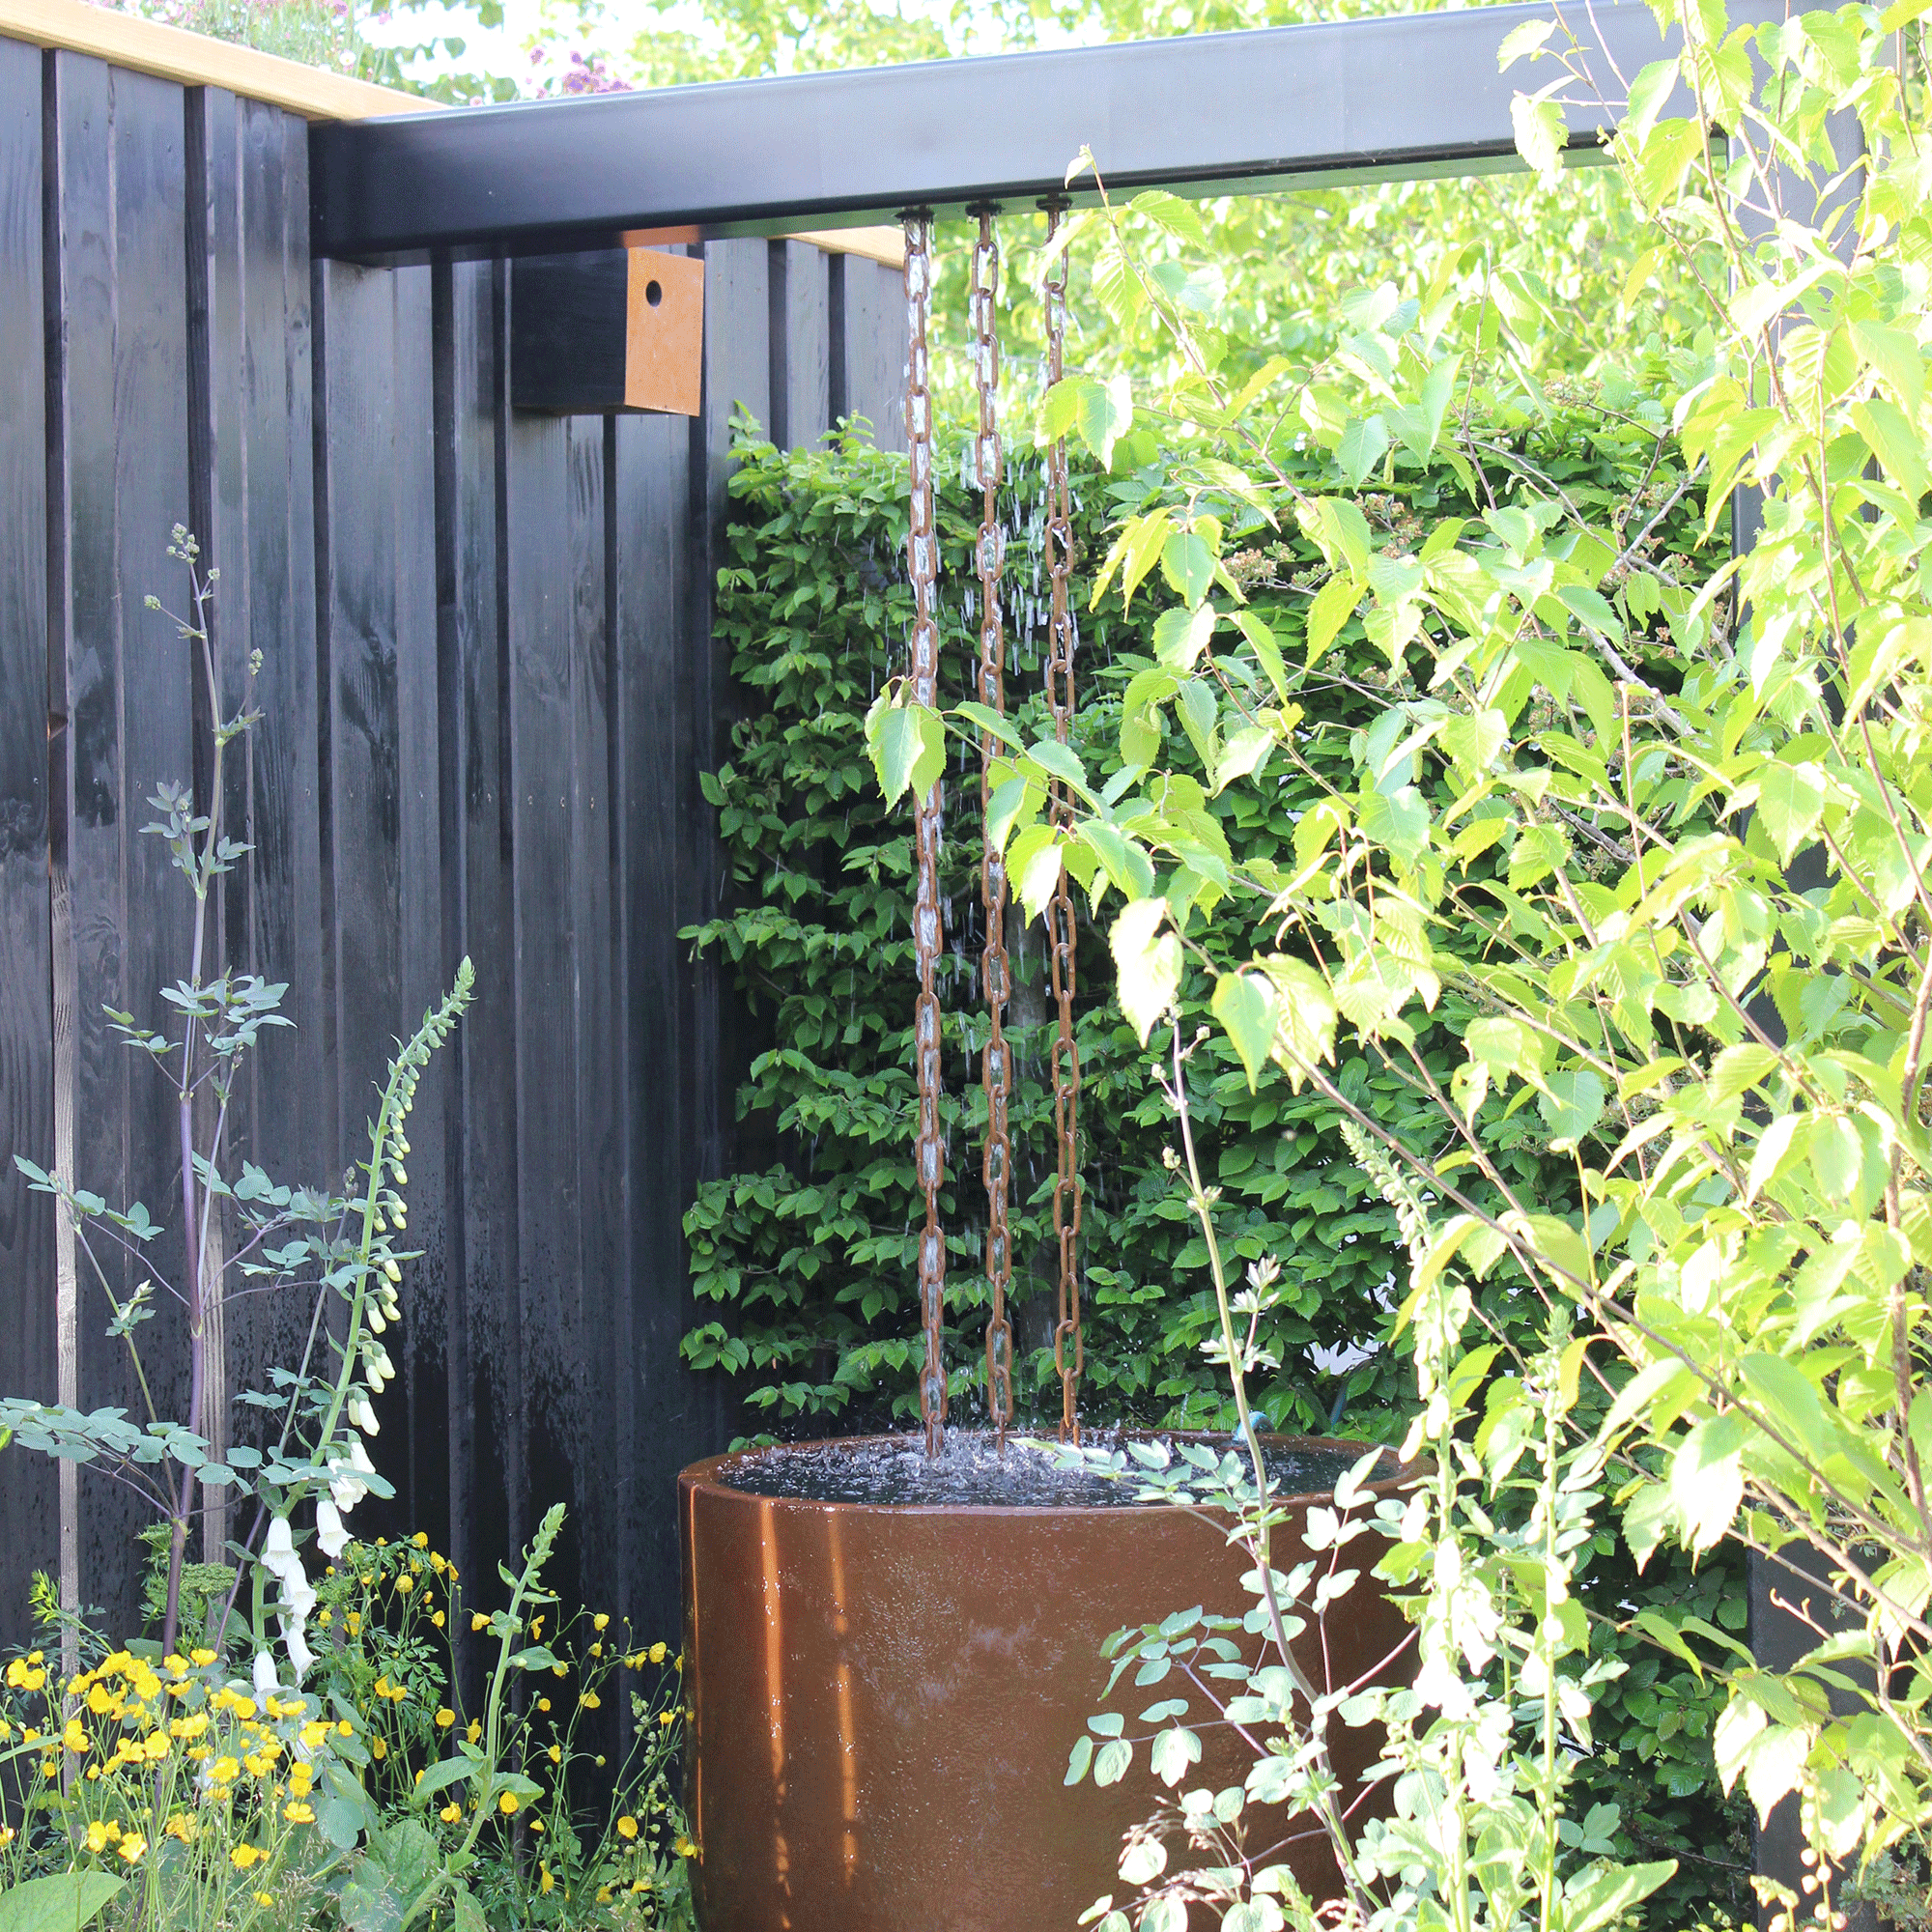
[969,206,1014,1450]
[902,209,948,1458]
[1042,200,1084,1444]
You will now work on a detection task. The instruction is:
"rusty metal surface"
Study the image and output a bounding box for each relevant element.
[679,1435,1411,1932]
[1043,205,1085,1444]
[901,212,948,1457]
[969,206,1014,1450]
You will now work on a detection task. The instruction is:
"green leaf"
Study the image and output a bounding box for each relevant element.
[1498,17,1556,67]
[955,700,1023,752]
[1538,1069,1605,1148]
[1304,573,1364,668]
[411,1754,479,1805]
[866,698,945,809]
[1111,900,1182,1046]
[984,776,1037,855]
[1065,1734,1094,1785]
[1161,532,1215,609]
[1260,956,1337,1087]
[0,1876,127,1932]
[1338,413,1390,488]
[1754,759,1827,864]
[1149,1725,1203,1786]
[1298,498,1372,577]
[1853,397,1930,503]
[1511,88,1567,185]
[1213,971,1279,1093]
[1093,1738,1133,1786]
[1013,827,1067,924]
[1152,603,1218,671]
[1231,610,1287,698]
[1563,1861,1679,1932]
[1671,1410,1747,1551]
[1043,375,1135,470]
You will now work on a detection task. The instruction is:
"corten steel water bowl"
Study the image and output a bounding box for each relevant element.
[678,1431,1412,1932]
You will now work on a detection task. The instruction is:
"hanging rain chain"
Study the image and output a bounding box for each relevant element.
[1043,202,1086,1444]
[969,207,1015,1450]
[903,210,949,1458]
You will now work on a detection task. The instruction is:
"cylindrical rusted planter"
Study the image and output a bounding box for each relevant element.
[679,1434,1410,1932]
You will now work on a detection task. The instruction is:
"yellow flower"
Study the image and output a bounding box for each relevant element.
[164,1814,195,1843]
[142,1733,169,1762]
[300,1721,330,1749]
[412,1532,429,1548]
[253,1893,274,1909]
[431,1612,445,1629]
[337,1721,354,1737]
[596,1888,613,1904]
[288,1764,314,1798]
[675,1836,696,1859]
[0,1828,14,1849]
[440,1804,463,1825]
[592,1614,610,1632]
[648,1643,668,1664]
[396,1575,414,1594]
[657,1712,674,1729]
[616,1815,639,1841]
[233,1697,258,1722]
[373,1677,393,1700]
[347,1613,362,1636]
[62,1719,88,1754]
[470,1613,488,1634]
[371,1739,387,1760]
[590,1642,603,1658]
[581,1691,601,1710]
[551,1663,567,1678]
[316,1608,332,1627]
[209,1756,241,1785]
[547,1746,561,1765]
[85,1822,111,1855]
[467,1719,482,1745]
[171,1712,209,1741]
[537,1697,551,1714]
[190,1647,216,1665]
[539,1864,554,1894]
[497,1793,519,1815]
[435,1708,455,1730]
[230,1844,263,1870]
[283,1803,314,1824]
[164,1654,187,1676]
[86,1685,113,1715]
[118,1833,147,1863]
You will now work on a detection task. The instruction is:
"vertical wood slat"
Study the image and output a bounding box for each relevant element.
[0,36,54,1654]
[769,238,829,452]
[313,256,439,1532]
[439,254,518,1667]
[47,52,196,1641]
[190,91,325,1460]
[831,252,907,453]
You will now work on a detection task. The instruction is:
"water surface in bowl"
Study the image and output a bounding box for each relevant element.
[718,1430,1378,1508]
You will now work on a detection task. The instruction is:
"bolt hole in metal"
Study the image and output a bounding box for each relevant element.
[645,277,663,306]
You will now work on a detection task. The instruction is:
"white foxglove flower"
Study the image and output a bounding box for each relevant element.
[315,1498,349,1559]
[252,1649,279,1696]
[264,1516,295,1565]
[281,1616,315,1680]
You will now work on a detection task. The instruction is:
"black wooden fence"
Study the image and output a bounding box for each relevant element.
[0,35,908,1662]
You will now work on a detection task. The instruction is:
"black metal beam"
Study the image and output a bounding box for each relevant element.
[313,0,1726,263]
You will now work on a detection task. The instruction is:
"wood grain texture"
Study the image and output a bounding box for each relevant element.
[47,52,196,1638]
[0,33,55,1652]
[769,238,829,452]
[0,0,432,119]
[833,252,907,454]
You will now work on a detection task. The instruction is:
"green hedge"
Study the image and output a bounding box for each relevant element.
[681,409,1751,1925]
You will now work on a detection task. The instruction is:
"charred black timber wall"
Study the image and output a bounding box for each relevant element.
[0,37,909,1670]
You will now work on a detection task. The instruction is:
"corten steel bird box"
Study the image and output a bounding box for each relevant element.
[511,246,705,416]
